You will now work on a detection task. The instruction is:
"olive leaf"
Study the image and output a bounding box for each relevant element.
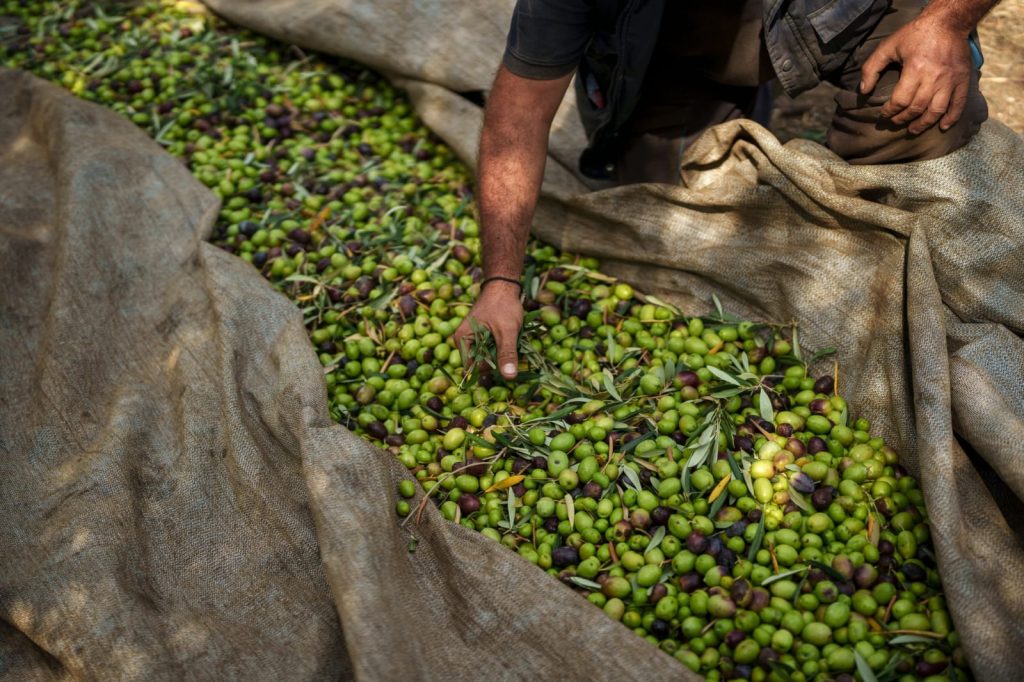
[707,365,741,386]
[712,292,725,320]
[854,650,879,682]
[747,512,766,562]
[567,576,602,591]
[760,566,807,586]
[787,486,811,513]
[505,488,516,532]
[621,465,643,492]
[888,635,943,645]
[759,388,775,423]
[646,526,666,553]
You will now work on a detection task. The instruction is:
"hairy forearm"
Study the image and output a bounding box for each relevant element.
[478,67,571,281]
[920,0,1000,35]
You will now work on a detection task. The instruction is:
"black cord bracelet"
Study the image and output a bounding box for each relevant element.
[481,276,523,292]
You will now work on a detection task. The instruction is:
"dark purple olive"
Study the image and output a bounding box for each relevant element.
[447,416,469,431]
[251,251,268,267]
[457,494,480,515]
[807,569,827,586]
[398,294,417,319]
[725,629,746,648]
[582,481,603,499]
[649,583,668,604]
[512,483,527,497]
[288,228,310,244]
[706,536,724,558]
[731,579,751,607]
[651,506,671,526]
[532,456,547,472]
[776,423,794,438]
[748,588,771,612]
[543,517,560,533]
[901,562,926,583]
[354,276,374,297]
[837,581,856,596]
[687,532,708,554]
[718,549,737,572]
[677,371,700,387]
[461,457,489,477]
[790,472,815,494]
[365,421,388,440]
[511,457,531,474]
[809,398,830,415]
[733,665,753,680]
[726,520,748,538]
[786,438,806,457]
[551,546,579,568]
[757,648,780,667]
[811,486,835,511]
[814,375,835,394]
[915,661,948,677]
[735,435,754,453]
[385,434,405,447]
[677,572,702,593]
[878,540,895,555]
[807,437,828,454]
[285,244,303,257]
[649,619,670,640]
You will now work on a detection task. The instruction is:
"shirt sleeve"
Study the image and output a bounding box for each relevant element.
[502,0,596,80]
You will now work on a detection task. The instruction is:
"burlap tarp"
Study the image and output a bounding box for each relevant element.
[2,0,1023,679]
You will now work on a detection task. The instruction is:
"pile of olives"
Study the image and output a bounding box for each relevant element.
[2,3,969,680]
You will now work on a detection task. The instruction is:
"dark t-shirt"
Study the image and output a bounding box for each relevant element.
[503,0,596,80]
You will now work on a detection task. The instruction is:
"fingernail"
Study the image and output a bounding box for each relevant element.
[502,363,516,376]
[859,81,866,93]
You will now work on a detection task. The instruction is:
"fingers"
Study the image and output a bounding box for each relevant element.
[940,81,969,131]
[908,87,952,135]
[494,322,520,380]
[860,39,896,95]
[881,74,922,123]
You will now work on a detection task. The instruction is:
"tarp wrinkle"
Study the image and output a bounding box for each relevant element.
[2,0,1023,679]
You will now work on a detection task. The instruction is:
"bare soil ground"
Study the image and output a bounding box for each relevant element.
[771,0,1024,142]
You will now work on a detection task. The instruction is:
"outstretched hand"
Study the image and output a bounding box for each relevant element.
[452,280,524,380]
[860,13,973,135]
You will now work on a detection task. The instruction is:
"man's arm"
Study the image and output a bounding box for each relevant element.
[860,0,999,135]
[452,65,573,380]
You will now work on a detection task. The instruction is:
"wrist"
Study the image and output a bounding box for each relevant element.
[481,276,523,296]
[918,2,984,38]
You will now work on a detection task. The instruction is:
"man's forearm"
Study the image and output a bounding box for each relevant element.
[478,66,572,281]
[919,0,999,35]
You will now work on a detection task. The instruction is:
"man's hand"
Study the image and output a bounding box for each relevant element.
[860,13,973,135]
[861,0,997,135]
[452,281,524,380]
